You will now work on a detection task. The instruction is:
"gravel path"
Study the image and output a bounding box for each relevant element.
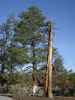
[0,96,12,100]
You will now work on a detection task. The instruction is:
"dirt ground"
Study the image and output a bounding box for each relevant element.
[19,96,75,100]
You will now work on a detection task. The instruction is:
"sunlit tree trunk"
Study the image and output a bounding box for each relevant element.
[47,22,53,98]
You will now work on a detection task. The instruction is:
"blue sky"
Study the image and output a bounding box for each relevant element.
[0,0,75,71]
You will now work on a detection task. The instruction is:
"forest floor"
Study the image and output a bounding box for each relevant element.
[0,96,12,100]
[0,96,75,100]
[16,96,75,100]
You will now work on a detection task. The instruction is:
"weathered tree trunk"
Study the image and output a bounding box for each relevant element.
[31,41,36,87]
[47,22,53,98]
[44,66,48,96]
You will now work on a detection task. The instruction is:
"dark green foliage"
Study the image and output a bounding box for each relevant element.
[16,6,46,72]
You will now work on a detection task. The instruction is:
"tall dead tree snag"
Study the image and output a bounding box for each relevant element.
[47,22,53,98]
